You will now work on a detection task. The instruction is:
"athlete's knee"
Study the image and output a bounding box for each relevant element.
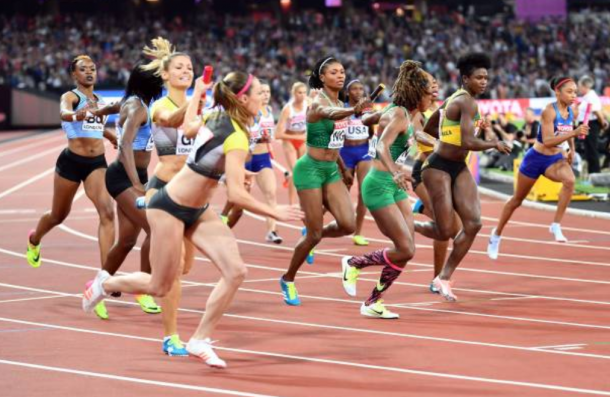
[462,218,482,236]
[562,176,575,191]
[225,262,247,287]
[435,224,454,241]
[508,195,525,209]
[395,241,415,262]
[337,217,356,235]
[306,228,323,245]
[148,278,173,298]
[98,204,115,225]
[48,209,70,226]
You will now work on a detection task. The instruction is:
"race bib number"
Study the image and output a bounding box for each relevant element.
[145,135,154,152]
[328,120,348,149]
[82,112,104,132]
[368,135,378,158]
[395,151,408,165]
[176,129,195,155]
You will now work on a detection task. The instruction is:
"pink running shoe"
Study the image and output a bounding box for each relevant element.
[433,276,458,302]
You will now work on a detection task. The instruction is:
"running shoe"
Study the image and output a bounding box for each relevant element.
[26,230,41,268]
[135,294,162,314]
[487,228,502,260]
[83,270,110,313]
[432,276,457,302]
[429,280,440,294]
[360,299,399,319]
[341,256,360,297]
[163,335,189,357]
[302,227,315,265]
[94,300,109,320]
[279,276,301,306]
[352,235,369,246]
[550,223,568,242]
[412,199,424,215]
[265,231,283,244]
[186,338,226,368]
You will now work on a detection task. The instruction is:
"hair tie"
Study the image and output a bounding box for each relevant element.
[346,79,360,90]
[237,74,254,97]
[555,78,573,90]
[317,57,334,76]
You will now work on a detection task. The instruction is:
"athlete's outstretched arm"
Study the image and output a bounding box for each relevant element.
[459,99,509,153]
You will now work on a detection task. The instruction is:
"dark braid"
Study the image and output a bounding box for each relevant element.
[391,60,430,111]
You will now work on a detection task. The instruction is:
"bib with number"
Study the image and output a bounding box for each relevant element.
[328,119,348,149]
[82,111,105,132]
[368,135,378,158]
[176,129,195,155]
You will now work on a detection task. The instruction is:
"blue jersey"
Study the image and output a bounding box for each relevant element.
[537,103,573,150]
[116,97,154,152]
[61,89,107,139]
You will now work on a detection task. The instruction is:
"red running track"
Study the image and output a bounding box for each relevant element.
[0,130,609,397]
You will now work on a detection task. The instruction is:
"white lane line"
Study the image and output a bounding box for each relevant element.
[3,277,610,361]
[0,143,66,173]
[0,316,609,395]
[247,211,610,268]
[0,359,282,397]
[22,224,610,307]
[0,294,73,304]
[0,132,63,159]
[0,167,56,200]
[534,344,587,350]
[0,209,37,215]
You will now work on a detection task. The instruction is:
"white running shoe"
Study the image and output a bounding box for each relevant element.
[433,276,458,302]
[265,231,283,244]
[550,223,568,242]
[360,300,399,319]
[186,338,227,369]
[82,270,110,313]
[487,228,502,260]
[341,256,360,297]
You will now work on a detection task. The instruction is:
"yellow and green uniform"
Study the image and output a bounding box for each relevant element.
[293,93,347,191]
[416,109,435,155]
[361,105,412,211]
[439,88,481,147]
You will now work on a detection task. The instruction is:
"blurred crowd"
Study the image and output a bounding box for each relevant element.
[2,8,610,108]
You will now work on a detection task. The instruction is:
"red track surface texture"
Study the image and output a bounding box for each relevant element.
[1,130,609,397]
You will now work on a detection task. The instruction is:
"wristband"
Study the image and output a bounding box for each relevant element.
[72,114,77,122]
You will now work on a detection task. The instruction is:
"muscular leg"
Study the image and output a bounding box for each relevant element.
[162,238,195,337]
[187,210,247,340]
[439,170,482,280]
[83,168,115,266]
[354,160,372,236]
[284,188,324,281]
[415,182,450,278]
[416,168,456,241]
[321,180,356,239]
[495,171,537,236]
[30,172,80,245]
[102,209,183,296]
[544,160,575,224]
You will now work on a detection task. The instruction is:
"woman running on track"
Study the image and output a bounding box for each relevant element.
[340,61,436,319]
[26,55,115,270]
[220,81,284,244]
[93,62,164,320]
[275,82,308,205]
[415,53,511,302]
[280,56,371,306]
[487,76,588,258]
[340,80,373,247]
[83,71,303,368]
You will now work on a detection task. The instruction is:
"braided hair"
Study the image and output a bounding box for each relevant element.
[391,60,430,111]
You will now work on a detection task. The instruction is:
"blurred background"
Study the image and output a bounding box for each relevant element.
[1,0,610,178]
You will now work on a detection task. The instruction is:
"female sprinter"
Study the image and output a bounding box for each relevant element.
[415,53,511,301]
[83,71,303,368]
[220,81,283,243]
[340,79,373,246]
[93,62,164,320]
[487,76,588,258]
[280,57,370,306]
[275,82,308,205]
[26,55,115,271]
[341,61,436,318]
